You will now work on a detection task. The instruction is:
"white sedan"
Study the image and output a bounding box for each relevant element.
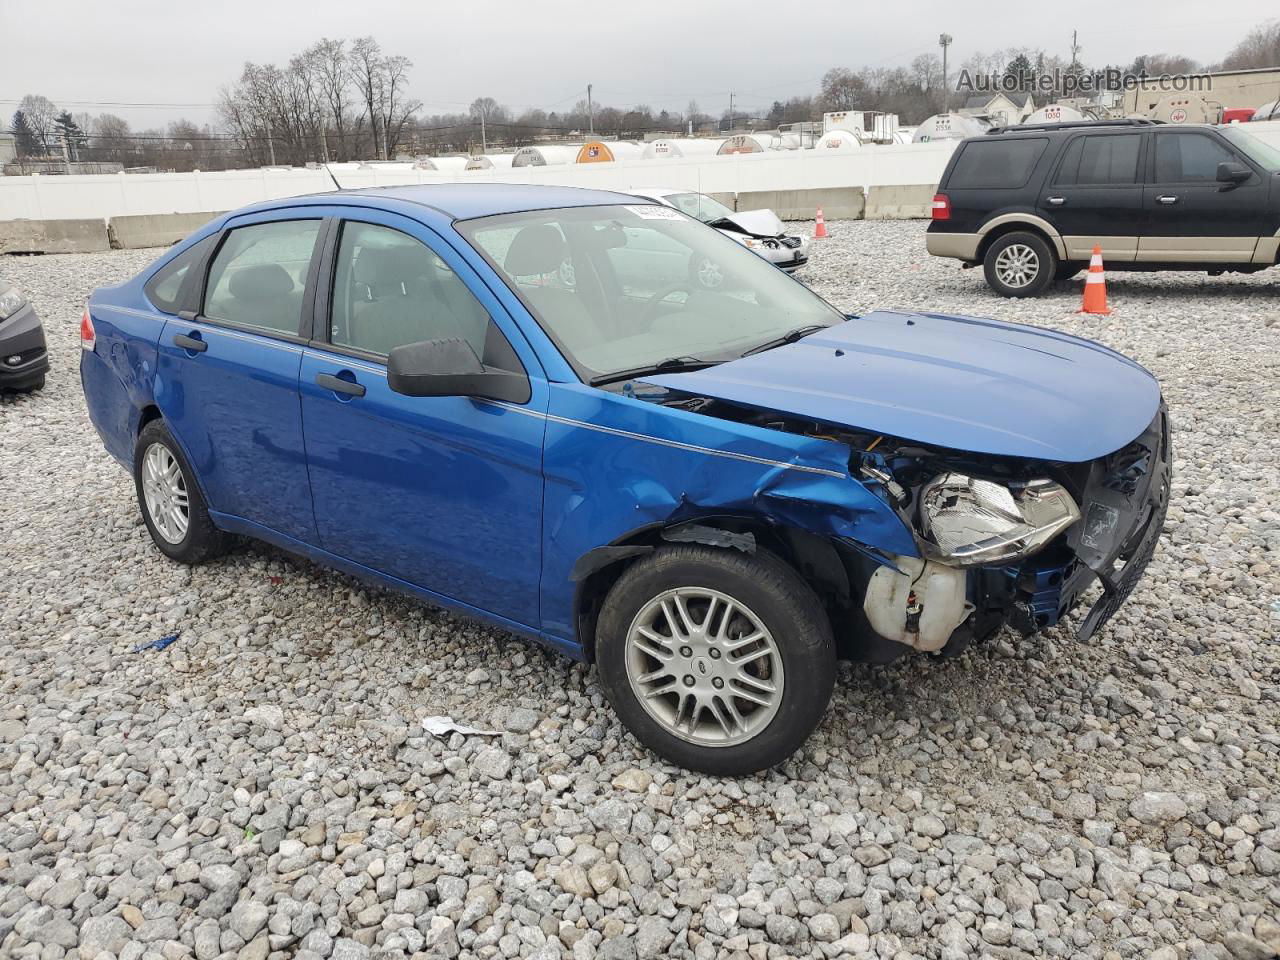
[629,188,809,284]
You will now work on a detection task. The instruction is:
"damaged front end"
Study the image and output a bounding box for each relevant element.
[630,391,1171,662]
[847,404,1171,657]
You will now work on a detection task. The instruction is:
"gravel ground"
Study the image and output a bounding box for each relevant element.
[2,219,1279,960]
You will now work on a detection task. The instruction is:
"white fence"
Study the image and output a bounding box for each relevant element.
[0,142,959,222]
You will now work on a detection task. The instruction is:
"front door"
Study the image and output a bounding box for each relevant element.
[1038,131,1146,262]
[299,212,546,628]
[154,214,324,543]
[1138,129,1268,262]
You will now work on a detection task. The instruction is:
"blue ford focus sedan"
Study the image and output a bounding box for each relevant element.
[81,184,1169,774]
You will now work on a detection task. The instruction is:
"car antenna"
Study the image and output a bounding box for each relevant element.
[323,164,343,191]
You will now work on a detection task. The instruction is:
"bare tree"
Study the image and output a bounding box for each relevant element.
[17,94,59,155]
[1218,20,1280,71]
[349,36,384,159]
[377,55,421,158]
[313,38,353,160]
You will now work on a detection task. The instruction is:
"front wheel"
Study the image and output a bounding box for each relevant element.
[596,545,835,775]
[983,231,1057,298]
[134,420,229,564]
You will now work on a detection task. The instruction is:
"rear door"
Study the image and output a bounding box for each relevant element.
[154,211,326,543]
[1138,129,1268,262]
[1038,132,1146,262]
[298,210,547,628]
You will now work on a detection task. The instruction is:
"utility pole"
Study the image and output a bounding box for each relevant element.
[728,92,735,131]
[939,34,953,113]
[1070,30,1081,71]
[480,110,487,153]
[587,84,594,135]
[266,119,277,166]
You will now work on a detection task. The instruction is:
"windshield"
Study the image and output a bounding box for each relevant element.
[662,192,737,223]
[458,204,842,383]
[1222,126,1280,172]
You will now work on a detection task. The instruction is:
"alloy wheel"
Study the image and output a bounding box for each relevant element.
[141,442,190,544]
[624,587,784,747]
[994,243,1040,289]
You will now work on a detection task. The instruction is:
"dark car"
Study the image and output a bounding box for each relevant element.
[0,279,49,392]
[81,184,1169,775]
[927,118,1280,297]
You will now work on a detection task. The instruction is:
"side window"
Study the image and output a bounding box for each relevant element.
[947,139,1048,189]
[330,221,521,371]
[1056,135,1141,185]
[1155,133,1235,183]
[203,220,321,335]
[144,235,215,314]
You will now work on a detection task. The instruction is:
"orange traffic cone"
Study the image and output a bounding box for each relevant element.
[1079,244,1110,315]
[814,207,828,239]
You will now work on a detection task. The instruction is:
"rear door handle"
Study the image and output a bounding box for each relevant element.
[173,333,208,353]
[316,372,366,397]
[1046,196,1066,205]
[1156,195,1179,204]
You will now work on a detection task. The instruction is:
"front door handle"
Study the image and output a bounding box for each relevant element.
[316,372,366,397]
[1046,196,1066,205]
[173,333,208,353]
[1156,195,1180,204]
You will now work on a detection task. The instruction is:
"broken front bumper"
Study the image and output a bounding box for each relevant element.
[1003,405,1171,642]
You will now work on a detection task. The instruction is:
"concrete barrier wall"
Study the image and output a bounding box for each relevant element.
[864,184,938,220]
[0,219,110,254]
[0,142,957,224]
[738,187,865,220]
[108,211,226,250]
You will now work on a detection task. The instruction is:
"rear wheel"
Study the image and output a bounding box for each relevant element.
[134,420,229,564]
[595,545,835,775]
[984,231,1057,298]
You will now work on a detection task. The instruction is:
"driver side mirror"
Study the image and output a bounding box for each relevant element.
[387,337,530,404]
[1216,160,1252,186]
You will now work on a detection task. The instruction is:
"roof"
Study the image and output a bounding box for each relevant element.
[352,182,638,220]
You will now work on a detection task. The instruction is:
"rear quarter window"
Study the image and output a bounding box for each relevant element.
[144,236,215,314]
[947,138,1049,190]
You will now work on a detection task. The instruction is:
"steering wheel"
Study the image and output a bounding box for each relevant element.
[642,282,697,323]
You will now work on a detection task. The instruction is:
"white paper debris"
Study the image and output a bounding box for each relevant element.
[421,715,500,737]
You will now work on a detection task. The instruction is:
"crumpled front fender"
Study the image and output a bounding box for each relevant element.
[539,383,918,644]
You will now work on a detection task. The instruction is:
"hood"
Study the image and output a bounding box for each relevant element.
[718,209,785,238]
[644,310,1162,463]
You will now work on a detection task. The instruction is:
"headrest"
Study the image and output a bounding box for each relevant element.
[356,245,432,287]
[229,263,294,300]
[504,224,566,276]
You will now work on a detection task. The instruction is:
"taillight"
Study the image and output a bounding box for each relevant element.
[80,307,96,352]
[931,194,951,221]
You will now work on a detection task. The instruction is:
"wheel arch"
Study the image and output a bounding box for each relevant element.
[977,215,1067,262]
[572,517,852,663]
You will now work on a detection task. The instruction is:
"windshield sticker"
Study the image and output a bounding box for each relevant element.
[625,205,687,221]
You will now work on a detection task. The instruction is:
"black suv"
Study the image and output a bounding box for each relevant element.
[926,119,1280,297]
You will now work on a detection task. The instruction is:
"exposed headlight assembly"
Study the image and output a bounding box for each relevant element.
[918,473,1080,566]
[0,286,28,322]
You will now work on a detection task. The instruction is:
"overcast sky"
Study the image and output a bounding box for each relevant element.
[3,0,1275,129]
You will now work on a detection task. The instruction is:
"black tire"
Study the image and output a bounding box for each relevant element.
[595,545,835,775]
[983,231,1057,298]
[1055,263,1082,283]
[16,375,45,393]
[133,419,229,564]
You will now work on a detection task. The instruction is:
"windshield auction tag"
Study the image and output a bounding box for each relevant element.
[625,205,686,221]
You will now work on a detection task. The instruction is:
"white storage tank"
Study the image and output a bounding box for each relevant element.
[465,154,516,171]
[414,156,471,173]
[1023,103,1086,125]
[717,134,768,155]
[911,114,990,143]
[816,129,863,149]
[575,141,644,163]
[641,138,724,159]
[511,145,581,167]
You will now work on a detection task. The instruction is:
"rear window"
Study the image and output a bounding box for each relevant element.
[947,138,1048,189]
[1055,134,1142,185]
